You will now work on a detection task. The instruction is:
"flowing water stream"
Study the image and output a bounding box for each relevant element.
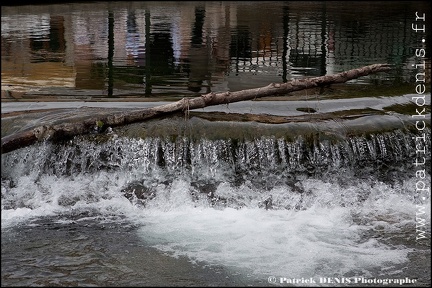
[1,1,431,286]
[1,114,431,286]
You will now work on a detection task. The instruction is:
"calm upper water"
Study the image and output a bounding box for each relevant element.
[1,1,430,99]
[1,1,431,287]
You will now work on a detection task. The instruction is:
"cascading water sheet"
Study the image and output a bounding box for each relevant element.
[2,119,430,286]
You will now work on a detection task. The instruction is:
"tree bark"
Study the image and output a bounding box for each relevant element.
[1,63,391,154]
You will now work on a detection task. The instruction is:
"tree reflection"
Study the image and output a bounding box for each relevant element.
[144,10,151,96]
[187,6,210,93]
[107,11,114,97]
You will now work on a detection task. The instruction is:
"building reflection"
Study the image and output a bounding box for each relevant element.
[1,1,430,99]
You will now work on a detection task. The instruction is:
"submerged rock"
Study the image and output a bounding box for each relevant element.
[121,181,156,206]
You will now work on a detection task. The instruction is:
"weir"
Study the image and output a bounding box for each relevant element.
[1,110,431,287]
[2,113,430,211]
[1,2,431,285]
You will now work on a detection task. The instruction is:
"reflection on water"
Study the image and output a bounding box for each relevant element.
[1,1,430,99]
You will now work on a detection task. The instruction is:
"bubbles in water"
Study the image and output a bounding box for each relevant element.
[1,129,430,282]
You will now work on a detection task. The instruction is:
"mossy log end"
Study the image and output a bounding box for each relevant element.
[1,64,391,154]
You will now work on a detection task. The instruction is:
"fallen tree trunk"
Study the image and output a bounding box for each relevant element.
[1,63,391,154]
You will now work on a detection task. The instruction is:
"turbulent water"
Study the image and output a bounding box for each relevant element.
[1,0,431,286]
[1,123,431,286]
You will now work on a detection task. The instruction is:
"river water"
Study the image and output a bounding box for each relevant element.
[1,1,431,98]
[1,1,431,287]
[1,117,431,286]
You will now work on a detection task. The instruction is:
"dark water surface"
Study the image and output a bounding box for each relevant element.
[1,1,431,287]
[1,1,430,99]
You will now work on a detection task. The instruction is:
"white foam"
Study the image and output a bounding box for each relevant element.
[1,171,131,229]
[1,167,427,281]
[136,205,411,280]
[133,178,421,281]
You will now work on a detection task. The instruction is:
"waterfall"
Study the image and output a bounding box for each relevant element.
[2,126,430,210]
[1,123,430,284]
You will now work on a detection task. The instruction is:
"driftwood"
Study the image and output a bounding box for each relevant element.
[1,63,391,154]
